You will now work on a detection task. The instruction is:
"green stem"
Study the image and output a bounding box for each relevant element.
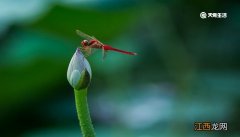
[74,88,96,137]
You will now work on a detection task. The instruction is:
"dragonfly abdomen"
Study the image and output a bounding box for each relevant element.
[103,45,137,55]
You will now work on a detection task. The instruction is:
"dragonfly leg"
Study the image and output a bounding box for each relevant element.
[102,46,107,60]
[79,46,90,57]
[86,48,92,56]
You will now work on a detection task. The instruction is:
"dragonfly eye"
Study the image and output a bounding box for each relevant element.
[81,40,89,46]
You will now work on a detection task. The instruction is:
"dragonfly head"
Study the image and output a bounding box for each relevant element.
[81,40,89,47]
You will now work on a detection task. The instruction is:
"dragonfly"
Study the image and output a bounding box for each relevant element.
[76,30,137,59]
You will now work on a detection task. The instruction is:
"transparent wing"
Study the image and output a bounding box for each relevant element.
[76,30,95,41]
[92,36,104,45]
[76,30,104,45]
[76,29,105,58]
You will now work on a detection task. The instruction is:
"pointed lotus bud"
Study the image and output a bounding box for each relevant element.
[67,48,92,90]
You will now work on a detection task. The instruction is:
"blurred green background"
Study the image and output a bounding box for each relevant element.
[0,0,239,137]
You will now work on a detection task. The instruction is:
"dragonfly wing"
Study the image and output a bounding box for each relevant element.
[76,30,105,47]
[76,30,106,58]
[92,36,104,45]
[76,30,95,41]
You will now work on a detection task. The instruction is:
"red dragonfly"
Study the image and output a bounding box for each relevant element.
[76,30,137,58]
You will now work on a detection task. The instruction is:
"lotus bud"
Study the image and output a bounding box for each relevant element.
[67,48,92,90]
